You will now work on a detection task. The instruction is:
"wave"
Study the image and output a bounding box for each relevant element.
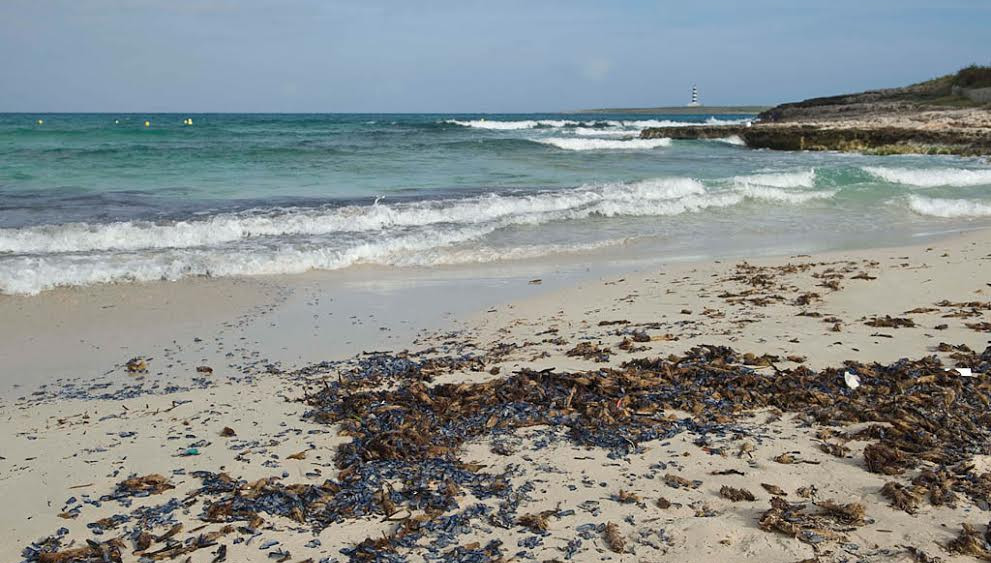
[444,117,750,131]
[0,183,738,294]
[0,178,699,255]
[444,119,580,130]
[735,185,834,204]
[0,170,845,294]
[0,172,837,258]
[705,117,752,126]
[733,169,816,188]
[535,137,672,151]
[725,169,833,203]
[863,166,991,187]
[907,195,991,218]
[571,127,641,137]
[0,230,641,296]
[713,135,746,146]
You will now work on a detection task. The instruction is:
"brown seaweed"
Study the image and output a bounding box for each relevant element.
[603,521,626,553]
[719,485,755,502]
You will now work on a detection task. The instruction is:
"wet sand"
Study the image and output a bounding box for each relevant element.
[3,229,991,562]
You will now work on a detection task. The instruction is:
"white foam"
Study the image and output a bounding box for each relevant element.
[610,118,750,128]
[445,119,579,130]
[736,185,835,204]
[0,226,493,295]
[907,195,991,218]
[0,180,730,295]
[571,127,641,137]
[536,137,672,151]
[0,172,840,294]
[445,117,750,131]
[0,178,699,255]
[863,166,991,187]
[727,169,830,203]
[0,173,828,258]
[714,135,746,146]
[733,169,816,188]
[391,239,628,267]
[704,117,752,126]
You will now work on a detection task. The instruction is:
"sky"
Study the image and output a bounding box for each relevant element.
[1,0,988,113]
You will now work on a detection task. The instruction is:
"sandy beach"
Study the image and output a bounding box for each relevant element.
[4,4,990,562]
[4,228,991,562]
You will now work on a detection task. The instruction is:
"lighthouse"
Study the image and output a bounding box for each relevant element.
[687,84,701,107]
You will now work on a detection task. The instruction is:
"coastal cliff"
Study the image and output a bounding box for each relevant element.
[642,66,991,155]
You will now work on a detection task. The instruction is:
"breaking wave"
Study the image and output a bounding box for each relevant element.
[907,195,991,218]
[445,117,750,131]
[444,119,580,130]
[735,185,834,204]
[728,169,831,203]
[0,178,699,255]
[863,166,991,187]
[571,127,641,137]
[0,173,840,294]
[535,137,672,151]
[713,135,746,146]
[733,169,816,189]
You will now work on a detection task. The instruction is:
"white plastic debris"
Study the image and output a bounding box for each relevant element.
[955,367,975,378]
[844,371,861,390]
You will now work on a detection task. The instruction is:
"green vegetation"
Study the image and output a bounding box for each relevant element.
[954,64,991,89]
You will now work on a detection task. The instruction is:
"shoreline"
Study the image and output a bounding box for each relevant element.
[642,121,991,156]
[640,74,991,156]
[4,227,991,561]
[2,223,986,398]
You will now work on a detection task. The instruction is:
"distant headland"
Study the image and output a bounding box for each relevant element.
[640,65,991,156]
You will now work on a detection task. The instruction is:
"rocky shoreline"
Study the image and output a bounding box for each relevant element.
[641,122,991,156]
[642,67,991,156]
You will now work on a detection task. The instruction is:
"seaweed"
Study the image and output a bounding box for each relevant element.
[614,489,641,504]
[603,522,626,553]
[945,523,991,560]
[864,443,914,475]
[104,474,174,500]
[517,510,554,533]
[880,481,924,514]
[23,342,991,561]
[761,483,787,496]
[758,497,865,545]
[34,539,125,563]
[565,342,611,362]
[865,316,916,329]
[719,486,755,502]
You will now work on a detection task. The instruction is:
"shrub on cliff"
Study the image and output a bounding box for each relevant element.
[954,64,991,89]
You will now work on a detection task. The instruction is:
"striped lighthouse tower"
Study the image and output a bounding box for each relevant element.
[688,84,701,107]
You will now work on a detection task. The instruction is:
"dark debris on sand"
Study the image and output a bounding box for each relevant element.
[20,343,991,562]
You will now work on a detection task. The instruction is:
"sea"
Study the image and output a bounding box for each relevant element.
[1,113,990,295]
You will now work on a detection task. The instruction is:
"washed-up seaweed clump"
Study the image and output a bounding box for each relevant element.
[27,538,125,563]
[946,522,991,560]
[22,343,991,562]
[194,460,512,529]
[865,315,916,328]
[102,474,174,502]
[758,497,866,545]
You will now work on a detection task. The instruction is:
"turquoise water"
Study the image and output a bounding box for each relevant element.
[1,113,990,294]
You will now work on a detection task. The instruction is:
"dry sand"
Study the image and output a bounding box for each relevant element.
[3,229,991,562]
